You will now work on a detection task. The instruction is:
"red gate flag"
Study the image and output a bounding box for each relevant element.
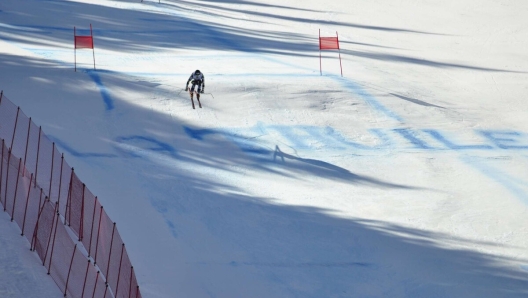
[319,29,343,76]
[74,36,93,49]
[74,24,96,71]
[319,37,339,50]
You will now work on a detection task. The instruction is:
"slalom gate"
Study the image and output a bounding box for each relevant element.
[0,90,142,298]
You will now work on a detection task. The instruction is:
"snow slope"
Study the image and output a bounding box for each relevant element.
[1,0,528,297]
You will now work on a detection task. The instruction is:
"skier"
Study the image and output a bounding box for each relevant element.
[185,70,205,100]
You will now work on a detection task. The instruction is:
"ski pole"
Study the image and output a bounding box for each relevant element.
[203,92,214,99]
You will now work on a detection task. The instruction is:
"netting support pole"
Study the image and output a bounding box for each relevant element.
[23,117,31,168]
[88,196,98,257]
[0,139,5,207]
[4,150,12,211]
[82,259,91,298]
[21,173,34,235]
[47,202,60,274]
[43,200,57,264]
[93,205,103,265]
[30,195,46,251]
[11,158,22,221]
[0,90,3,105]
[115,243,125,297]
[79,183,86,241]
[66,168,74,226]
[38,189,44,218]
[10,107,20,151]
[92,271,100,298]
[128,266,133,298]
[48,142,55,199]
[105,222,117,285]
[64,244,78,297]
[57,153,64,213]
[34,127,42,188]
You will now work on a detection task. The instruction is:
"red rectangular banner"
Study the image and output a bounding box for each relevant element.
[319,37,339,50]
[75,36,93,49]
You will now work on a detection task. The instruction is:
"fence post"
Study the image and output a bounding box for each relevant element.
[21,173,34,235]
[34,126,42,188]
[48,142,55,199]
[64,244,78,297]
[10,107,20,151]
[79,183,85,241]
[23,117,31,168]
[4,149,12,211]
[38,188,44,219]
[94,205,103,265]
[57,153,64,209]
[115,243,125,297]
[30,196,46,251]
[92,271,100,298]
[43,201,57,265]
[81,259,91,298]
[0,139,4,207]
[129,266,134,298]
[46,202,60,274]
[105,222,117,285]
[66,168,74,226]
[88,196,98,257]
[11,158,22,221]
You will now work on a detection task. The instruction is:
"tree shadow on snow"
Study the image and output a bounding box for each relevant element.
[0,0,521,72]
[2,54,528,297]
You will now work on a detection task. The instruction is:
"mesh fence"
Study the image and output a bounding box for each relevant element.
[0,92,142,298]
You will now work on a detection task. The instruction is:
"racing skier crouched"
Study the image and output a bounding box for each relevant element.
[185,70,205,100]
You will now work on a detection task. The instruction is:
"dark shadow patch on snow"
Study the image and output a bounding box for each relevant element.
[339,49,526,73]
[272,145,421,189]
[389,93,446,109]
[2,0,513,75]
[3,54,528,298]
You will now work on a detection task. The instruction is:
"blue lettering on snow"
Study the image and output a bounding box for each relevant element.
[111,127,528,162]
[183,125,528,153]
[423,129,494,150]
[183,124,392,153]
[479,130,528,149]
[393,128,435,150]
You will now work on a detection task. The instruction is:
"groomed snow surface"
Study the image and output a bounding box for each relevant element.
[1,0,528,297]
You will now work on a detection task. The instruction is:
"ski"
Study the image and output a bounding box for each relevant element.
[197,97,202,108]
[190,92,195,109]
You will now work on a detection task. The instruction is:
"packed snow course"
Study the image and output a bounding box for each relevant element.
[1,0,528,297]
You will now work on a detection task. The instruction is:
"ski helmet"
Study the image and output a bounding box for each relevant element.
[195,70,201,75]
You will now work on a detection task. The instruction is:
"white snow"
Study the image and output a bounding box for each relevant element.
[1,0,528,297]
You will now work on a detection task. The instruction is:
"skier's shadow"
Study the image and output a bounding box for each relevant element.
[272,145,420,189]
